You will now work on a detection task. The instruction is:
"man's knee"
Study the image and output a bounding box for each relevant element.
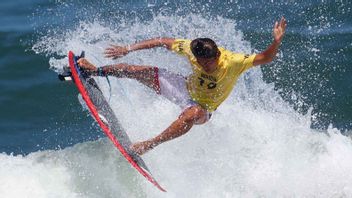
[180,105,210,125]
[194,112,210,125]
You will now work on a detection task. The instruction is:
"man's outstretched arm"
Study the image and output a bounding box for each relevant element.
[253,17,287,66]
[105,37,175,59]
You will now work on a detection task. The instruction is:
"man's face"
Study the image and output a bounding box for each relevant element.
[196,56,219,73]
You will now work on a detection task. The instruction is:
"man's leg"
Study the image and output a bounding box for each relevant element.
[104,64,160,93]
[77,58,160,93]
[130,104,209,155]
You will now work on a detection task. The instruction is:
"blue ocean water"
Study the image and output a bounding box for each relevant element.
[1,0,352,197]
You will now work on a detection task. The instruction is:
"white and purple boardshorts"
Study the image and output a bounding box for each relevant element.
[153,68,212,121]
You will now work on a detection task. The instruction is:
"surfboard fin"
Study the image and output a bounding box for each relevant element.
[79,51,85,58]
[58,67,72,81]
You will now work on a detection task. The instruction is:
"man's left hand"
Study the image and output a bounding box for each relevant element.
[273,17,287,44]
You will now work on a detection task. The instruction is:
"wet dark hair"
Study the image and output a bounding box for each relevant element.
[190,38,219,58]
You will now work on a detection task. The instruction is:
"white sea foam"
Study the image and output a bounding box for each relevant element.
[13,14,352,197]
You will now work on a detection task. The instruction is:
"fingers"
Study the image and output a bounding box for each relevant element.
[106,44,123,50]
[272,17,287,43]
[279,17,287,30]
[104,46,118,54]
[77,58,91,68]
[104,44,128,59]
[105,44,119,51]
[282,17,287,30]
[104,52,124,58]
[274,17,287,30]
[274,21,279,30]
[77,58,89,69]
[104,50,116,58]
[104,44,118,53]
[280,16,285,23]
[104,49,114,56]
[77,58,84,66]
[104,46,118,58]
[104,48,114,52]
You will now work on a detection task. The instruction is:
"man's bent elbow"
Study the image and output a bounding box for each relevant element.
[158,37,175,49]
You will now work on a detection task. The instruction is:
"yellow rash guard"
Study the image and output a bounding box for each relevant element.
[171,39,256,112]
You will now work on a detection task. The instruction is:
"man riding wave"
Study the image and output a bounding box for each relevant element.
[77,17,287,155]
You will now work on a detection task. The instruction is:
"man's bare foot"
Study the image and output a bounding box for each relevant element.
[130,140,155,155]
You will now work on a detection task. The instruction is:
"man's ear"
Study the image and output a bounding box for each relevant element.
[216,50,221,59]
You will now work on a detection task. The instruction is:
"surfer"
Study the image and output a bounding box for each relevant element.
[77,17,287,155]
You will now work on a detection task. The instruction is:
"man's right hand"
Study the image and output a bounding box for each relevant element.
[77,58,97,73]
[104,45,129,59]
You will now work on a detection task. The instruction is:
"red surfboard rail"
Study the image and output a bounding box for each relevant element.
[68,51,166,192]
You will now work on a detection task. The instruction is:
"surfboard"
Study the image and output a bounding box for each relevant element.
[65,51,166,192]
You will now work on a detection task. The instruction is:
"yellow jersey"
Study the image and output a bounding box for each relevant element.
[171,39,256,112]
